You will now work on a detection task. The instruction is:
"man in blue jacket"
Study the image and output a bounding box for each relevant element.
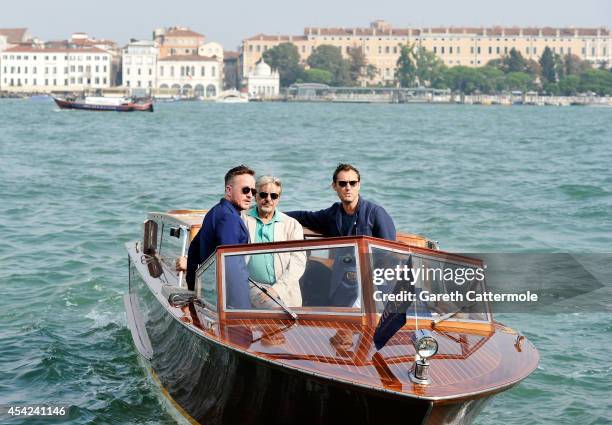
[287,163,396,240]
[287,164,396,306]
[184,165,256,308]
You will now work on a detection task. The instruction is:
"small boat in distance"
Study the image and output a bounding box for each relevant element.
[53,96,153,112]
[216,89,249,103]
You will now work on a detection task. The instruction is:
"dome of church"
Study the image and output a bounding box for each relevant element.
[254,59,272,76]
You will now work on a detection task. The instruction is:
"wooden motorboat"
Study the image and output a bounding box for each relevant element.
[124,209,538,425]
[53,96,153,112]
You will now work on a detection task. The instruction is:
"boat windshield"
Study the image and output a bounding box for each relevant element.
[367,243,491,323]
[222,243,362,312]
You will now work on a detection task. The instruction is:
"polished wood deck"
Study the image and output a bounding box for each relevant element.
[188,317,538,401]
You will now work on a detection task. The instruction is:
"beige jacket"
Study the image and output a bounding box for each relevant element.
[242,210,306,307]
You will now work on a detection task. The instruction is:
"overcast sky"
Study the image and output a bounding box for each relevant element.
[2,0,611,51]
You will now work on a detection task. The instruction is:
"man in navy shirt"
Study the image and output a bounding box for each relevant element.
[287,164,396,306]
[287,163,396,240]
[181,165,256,308]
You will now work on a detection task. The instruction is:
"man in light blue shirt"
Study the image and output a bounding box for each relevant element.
[242,176,306,308]
[247,206,281,284]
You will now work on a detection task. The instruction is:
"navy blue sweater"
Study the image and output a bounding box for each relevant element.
[286,197,396,240]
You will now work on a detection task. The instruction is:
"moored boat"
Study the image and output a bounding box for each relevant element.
[53,96,153,112]
[125,209,538,425]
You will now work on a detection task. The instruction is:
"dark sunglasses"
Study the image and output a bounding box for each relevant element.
[241,186,257,196]
[337,180,359,188]
[258,191,280,200]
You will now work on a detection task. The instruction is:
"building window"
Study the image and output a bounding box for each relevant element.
[201,66,205,76]
[477,46,481,54]
[385,46,389,54]
[160,66,164,76]
[149,69,152,75]
[449,46,453,54]
[441,46,445,54]
[249,45,253,52]
[212,66,215,77]
[488,47,492,54]
[170,66,174,77]
[256,45,260,52]
[457,47,460,54]
[103,77,107,84]
[496,47,500,54]
[433,46,437,54]
[393,46,397,54]
[525,47,529,54]
[95,77,99,84]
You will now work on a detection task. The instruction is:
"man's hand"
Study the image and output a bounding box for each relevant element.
[175,256,187,272]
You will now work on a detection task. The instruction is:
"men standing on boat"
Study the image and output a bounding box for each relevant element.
[181,165,256,309]
[243,176,306,308]
[287,163,396,306]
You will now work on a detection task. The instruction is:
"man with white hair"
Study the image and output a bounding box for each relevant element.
[243,175,306,308]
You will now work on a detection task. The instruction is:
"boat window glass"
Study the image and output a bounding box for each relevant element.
[196,257,217,311]
[158,223,185,270]
[369,245,491,323]
[222,244,361,312]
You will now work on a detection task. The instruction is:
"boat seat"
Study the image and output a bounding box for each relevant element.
[299,260,332,306]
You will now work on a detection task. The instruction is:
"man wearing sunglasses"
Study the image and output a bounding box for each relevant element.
[287,163,396,307]
[287,163,396,240]
[181,165,256,309]
[242,176,306,308]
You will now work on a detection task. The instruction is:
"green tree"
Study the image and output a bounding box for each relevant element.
[442,66,485,94]
[307,45,351,86]
[303,68,332,85]
[347,47,367,85]
[539,47,557,84]
[396,45,417,87]
[525,59,541,77]
[505,48,528,73]
[414,47,446,87]
[262,42,304,87]
[503,72,534,92]
[579,69,612,95]
[479,66,505,93]
[557,75,580,95]
[564,54,591,76]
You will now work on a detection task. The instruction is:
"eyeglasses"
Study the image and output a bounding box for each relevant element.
[258,191,280,200]
[337,180,359,188]
[240,186,257,196]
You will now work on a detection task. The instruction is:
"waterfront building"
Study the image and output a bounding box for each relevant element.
[242,21,612,85]
[246,58,279,99]
[123,40,158,95]
[157,51,223,98]
[154,27,205,58]
[0,44,114,93]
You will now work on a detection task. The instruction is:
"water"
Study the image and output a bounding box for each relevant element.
[1,100,611,424]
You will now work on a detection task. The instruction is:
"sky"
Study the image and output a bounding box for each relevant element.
[2,0,611,51]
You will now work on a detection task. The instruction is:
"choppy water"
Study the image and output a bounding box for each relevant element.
[0,99,611,424]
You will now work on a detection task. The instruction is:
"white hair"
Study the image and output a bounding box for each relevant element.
[256,175,282,194]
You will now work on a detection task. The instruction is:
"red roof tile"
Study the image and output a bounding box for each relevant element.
[3,45,108,54]
[0,28,29,44]
[165,28,204,38]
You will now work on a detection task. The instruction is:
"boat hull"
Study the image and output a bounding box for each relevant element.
[53,97,153,112]
[127,258,491,425]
